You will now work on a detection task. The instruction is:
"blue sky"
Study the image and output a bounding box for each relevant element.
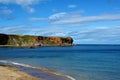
[0,0,120,44]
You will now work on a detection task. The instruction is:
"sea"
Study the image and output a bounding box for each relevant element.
[0,44,120,80]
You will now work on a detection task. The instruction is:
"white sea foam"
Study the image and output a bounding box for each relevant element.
[0,60,8,63]
[0,60,34,68]
[11,62,33,68]
[65,75,76,80]
[0,60,76,80]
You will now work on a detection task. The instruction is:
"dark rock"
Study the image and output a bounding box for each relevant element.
[0,34,9,45]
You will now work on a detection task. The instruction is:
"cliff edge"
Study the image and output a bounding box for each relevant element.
[0,33,73,48]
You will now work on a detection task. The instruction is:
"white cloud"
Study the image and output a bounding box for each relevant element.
[1,24,120,44]
[80,39,95,41]
[29,11,120,27]
[49,12,120,24]
[72,26,120,43]
[49,12,67,20]
[0,7,13,20]
[26,7,35,13]
[0,0,39,6]
[0,0,40,13]
[28,12,68,21]
[0,25,67,36]
[0,25,29,34]
[0,9,12,14]
[29,17,47,21]
[68,5,77,8]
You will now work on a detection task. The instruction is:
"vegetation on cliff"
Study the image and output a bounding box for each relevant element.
[0,33,73,48]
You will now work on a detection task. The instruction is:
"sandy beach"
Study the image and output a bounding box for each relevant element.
[0,65,42,80]
[0,60,74,80]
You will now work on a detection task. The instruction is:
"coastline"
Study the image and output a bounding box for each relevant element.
[0,44,75,48]
[0,60,76,80]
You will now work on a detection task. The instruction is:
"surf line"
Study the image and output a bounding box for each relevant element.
[0,60,76,80]
[65,75,76,80]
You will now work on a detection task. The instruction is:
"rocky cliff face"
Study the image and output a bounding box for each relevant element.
[0,34,73,47]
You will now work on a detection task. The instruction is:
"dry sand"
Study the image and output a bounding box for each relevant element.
[0,66,42,80]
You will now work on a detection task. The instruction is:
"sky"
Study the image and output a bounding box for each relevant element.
[0,0,120,44]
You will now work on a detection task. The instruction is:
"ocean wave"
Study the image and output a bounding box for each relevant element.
[0,60,76,80]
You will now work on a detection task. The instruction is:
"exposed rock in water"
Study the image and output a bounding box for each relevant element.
[0,33,73,48]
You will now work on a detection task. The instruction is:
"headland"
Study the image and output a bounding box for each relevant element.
[0,33,73,48]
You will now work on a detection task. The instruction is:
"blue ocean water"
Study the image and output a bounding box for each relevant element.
[0,44,120,80]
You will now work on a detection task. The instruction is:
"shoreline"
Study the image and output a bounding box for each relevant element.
[0,60,76,80]
[0,44,75,48]
[0,65,42,80]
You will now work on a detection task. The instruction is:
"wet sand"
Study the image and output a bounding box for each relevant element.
[0,65,42,80]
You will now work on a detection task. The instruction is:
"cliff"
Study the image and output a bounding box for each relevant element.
[0,33,73,48]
